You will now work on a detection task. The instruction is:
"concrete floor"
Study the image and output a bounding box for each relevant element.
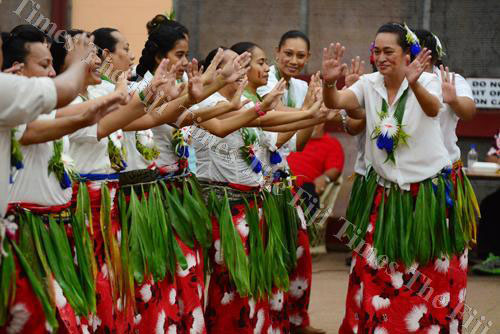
[307,252,500,334]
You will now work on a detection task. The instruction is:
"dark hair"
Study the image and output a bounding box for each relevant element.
[415,29,443,65]
[2,24,46,70]
[91,27,119,58]
[278,30,310,51]
[146,14,189,37]
[50,29,85,74]
[230,41,259,55]
[376,23,419,60]
[136,25,185,77]
[201,46,228,72]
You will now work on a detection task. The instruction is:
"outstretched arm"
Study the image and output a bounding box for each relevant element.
[440,65,476,121]
[322,43,361,113]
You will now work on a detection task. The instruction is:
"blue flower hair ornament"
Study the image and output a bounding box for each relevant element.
[403,23,421,56]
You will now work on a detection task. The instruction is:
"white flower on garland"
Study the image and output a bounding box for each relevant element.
[168,324,177,334]
[60,153,75,173]
[405,304,427,332]
[380,116,399,138]
[109,130,124,150]
[249,298,256,319]
[450,319,459,334]
[437,292,450,307]
[137,130,155,149]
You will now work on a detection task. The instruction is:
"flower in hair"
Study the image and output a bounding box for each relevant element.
[403,23,421,56]
[432,33,446,59]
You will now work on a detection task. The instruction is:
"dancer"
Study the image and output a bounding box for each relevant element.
[323,23,474,333]
[257,31,327,334]
[0,25,125,334]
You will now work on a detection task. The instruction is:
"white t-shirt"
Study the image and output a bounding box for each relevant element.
[9,112,72,206]
[433,66,474,163]
[0,74,57,216]
[349,72,450,189]
[257,65,308,109]
[192,92,264,186]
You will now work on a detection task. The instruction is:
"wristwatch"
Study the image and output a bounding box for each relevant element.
[339,110,348,132]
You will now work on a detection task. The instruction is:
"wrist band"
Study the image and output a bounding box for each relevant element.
[255,102,266,117]
[339,109,348,132]
[323,80,336,89]
[139,90,150,107]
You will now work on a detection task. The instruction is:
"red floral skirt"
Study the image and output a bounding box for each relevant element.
[339,186,468,334]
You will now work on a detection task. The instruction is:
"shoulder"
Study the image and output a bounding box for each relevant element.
[291,77,309,93]
[418,71,440,86]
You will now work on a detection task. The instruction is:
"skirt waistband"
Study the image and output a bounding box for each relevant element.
[79,173,120,181]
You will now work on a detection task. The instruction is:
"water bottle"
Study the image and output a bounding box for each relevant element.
[467,144,478,169]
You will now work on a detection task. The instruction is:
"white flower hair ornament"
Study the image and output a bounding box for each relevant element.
[432,33,446,59]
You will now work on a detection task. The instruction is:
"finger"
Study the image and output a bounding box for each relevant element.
[405,54,411,66]
[359,60,365,75]
[439,64,445,82]
[445,66,450,82]
[339,45,346,61]
[354,56,360,73]
[452,72,456,86]
[341,63,348,76]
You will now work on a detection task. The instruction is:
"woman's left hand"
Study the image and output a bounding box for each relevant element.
[440,64,458,104]
[404,48,432,86]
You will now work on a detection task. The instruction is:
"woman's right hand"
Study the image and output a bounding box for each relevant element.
[261,78,286,111]
[202,48,224,85]
[114,72,131,105]
[229,78,250,110]
[219,52,251,83]
[322,42,348,84]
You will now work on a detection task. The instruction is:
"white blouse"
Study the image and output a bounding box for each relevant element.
[353,130,367,176]
[68,89,125,175]
[349,72,450,189]
[192,92,264,186]
[0,74,57,215]
[257,65,308,109]
[432,66,474,163]
[9,111,72,206]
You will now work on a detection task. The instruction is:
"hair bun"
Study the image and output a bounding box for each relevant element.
[146,14,168,35]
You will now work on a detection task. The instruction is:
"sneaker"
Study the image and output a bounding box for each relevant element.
[472,253,500,275]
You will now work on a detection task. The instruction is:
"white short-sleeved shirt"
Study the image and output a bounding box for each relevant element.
[349,72,450,189]
[68,92,124,175]
[354,130,367,176]
[0,74,57,216]
[9,112,72,206]
[191,92,264,186]
[257,65,309,109]
[432,67,474,163]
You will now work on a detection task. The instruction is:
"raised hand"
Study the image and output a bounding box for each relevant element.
[220,51,251,83]
[229,78,250,110]
[440,65,457,104]
[3,63,24,74]
[202,47,224,85]
[261,78,286,111]
[345,56,365,87]
[114,72,131,105]
[82,92,123,125]
[187,59,204,104]
[322,42,348,84]
[404,48,432,86]
[303,71,321,109]
[65,33,95,68]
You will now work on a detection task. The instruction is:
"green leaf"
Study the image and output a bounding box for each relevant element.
[0,242,15,326]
